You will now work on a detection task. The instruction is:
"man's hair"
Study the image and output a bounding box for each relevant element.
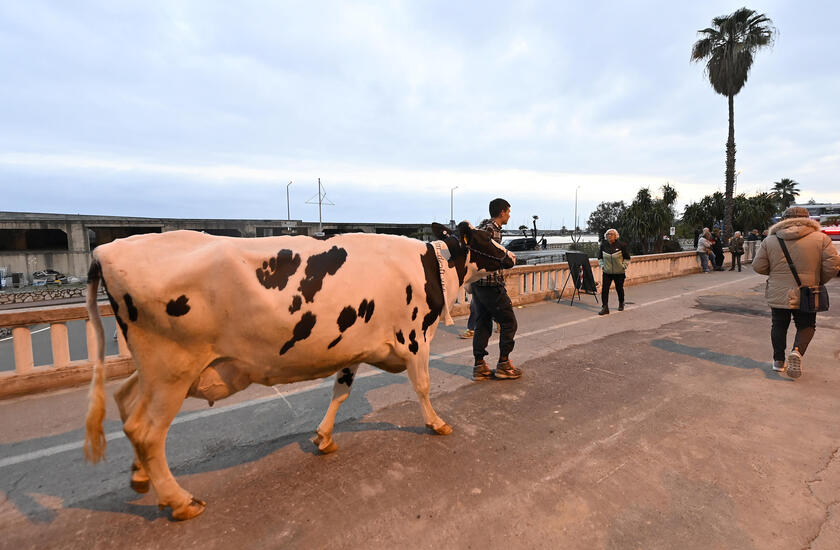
[489,198,511,218]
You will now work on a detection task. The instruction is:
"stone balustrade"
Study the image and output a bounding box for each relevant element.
[0,249,720,399]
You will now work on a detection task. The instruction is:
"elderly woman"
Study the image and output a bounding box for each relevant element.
[696,229,714,273]
[728,231,745,272]
[597,229,631,315]
[753,206,840,378]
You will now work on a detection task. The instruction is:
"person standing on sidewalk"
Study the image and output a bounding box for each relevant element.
[471,198,522,381]
[598,228,630,315]
[745,229,759,262]
[752,206,840,378]
[711,228,725,271]
[697,230,714,273]
[728,231,744,272]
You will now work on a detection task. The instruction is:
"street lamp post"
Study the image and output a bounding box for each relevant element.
[450,186,458,229]
[286,181,292,220]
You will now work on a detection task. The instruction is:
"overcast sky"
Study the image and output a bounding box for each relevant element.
[2,1,838,229]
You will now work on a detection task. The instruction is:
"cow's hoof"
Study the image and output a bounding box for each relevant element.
[171,497,206,521]
[130,477,150,494]
[318,439,339,454]
[426,422,453,435]
[313,431,338,454]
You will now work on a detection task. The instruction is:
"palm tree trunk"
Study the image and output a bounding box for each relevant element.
[724,94,736,240]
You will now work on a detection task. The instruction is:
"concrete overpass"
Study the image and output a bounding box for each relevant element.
[0,211,431,283]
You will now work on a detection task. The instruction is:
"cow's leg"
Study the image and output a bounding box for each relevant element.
[114,372,149,493]
[313,365,359,454]
[123,378,205,521]
[406,349,452,435]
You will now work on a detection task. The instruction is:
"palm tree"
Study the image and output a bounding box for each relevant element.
[691,8,775,240]
[771,178,800,210]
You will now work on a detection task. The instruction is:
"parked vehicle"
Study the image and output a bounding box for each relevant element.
[502,237,538,251]
[32,269,68,285]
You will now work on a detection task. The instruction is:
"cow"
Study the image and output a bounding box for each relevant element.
[84,222,515,520]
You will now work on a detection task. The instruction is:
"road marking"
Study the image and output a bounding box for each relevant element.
[0,273,760,470]
[0,325,50,343]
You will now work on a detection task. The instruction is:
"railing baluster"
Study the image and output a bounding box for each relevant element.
[116,328,130,357]
[86,319,98,362]
[50,322,71,367]
[12,326,34,373]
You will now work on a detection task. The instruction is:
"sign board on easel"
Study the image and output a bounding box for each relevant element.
[557,251,599,306]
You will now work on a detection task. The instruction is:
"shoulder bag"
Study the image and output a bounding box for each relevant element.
[777,237,829,312]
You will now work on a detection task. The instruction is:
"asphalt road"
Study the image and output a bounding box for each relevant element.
[1,269,839,549]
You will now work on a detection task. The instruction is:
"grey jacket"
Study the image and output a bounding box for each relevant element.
[752,218,840,309]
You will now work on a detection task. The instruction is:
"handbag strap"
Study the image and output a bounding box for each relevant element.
[776,236,803,287]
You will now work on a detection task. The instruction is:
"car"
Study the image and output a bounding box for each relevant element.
[32,269,68,285]
[502,237,538,251]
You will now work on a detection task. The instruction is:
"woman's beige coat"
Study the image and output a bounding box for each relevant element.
[752,218,840,309]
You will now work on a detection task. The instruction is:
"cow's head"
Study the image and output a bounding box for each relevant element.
[431,222,515,285]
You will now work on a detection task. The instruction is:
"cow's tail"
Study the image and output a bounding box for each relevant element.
[84,259,107,463]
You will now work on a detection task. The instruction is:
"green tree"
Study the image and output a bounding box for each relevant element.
[619,185,678,254]
[586,200,626,241]
[691,8,775,240]
[771,177,800,209]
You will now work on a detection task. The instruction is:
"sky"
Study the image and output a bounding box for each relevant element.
[2,1,839,230]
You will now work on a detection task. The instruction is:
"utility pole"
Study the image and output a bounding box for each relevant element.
[286,181,292,220]
[305,178,334,235]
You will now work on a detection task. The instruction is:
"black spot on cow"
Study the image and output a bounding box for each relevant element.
[104,285,128,340]
[396,330,405,344]
[166,295,190,317]
[299,246,348,303]
[441,236,468,286]
[357,299,375,323]
[406,284,412,305]
[123,294,138,322]
[280,312,317,355]
[257,249,301,291]
[338,368,355,386]
[408,330,419,355]
[289,295,302,314]
[328,336,342,349]
[420,245,444,339]
[337,306,357,332]
[412,307,418,321]
[312,233,336,241]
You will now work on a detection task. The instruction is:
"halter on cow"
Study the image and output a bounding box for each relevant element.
[84,221,514,520]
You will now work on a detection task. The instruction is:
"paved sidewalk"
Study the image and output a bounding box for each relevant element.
[1,270,839,549]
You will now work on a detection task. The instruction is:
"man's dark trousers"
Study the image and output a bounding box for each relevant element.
[471,284,517,362]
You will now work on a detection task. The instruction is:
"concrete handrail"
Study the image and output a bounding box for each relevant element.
[0,248,720,399]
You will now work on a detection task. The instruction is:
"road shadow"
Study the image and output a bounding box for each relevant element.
[0,365,456,524]
[650,339,791,381]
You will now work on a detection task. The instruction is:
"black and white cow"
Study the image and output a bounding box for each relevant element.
[84,222,515,520]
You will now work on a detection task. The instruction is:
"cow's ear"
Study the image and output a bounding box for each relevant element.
[456,221,472,245]
[431,222,450,240]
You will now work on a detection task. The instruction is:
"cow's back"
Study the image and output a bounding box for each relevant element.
[94,231,436,382]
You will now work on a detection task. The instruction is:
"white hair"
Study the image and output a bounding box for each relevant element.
[605,228,619,238]
[734,231,742,237]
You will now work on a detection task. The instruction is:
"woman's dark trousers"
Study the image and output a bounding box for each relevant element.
[601,273,626,308]
[472,285,517,363]
[770,308,816,361]
[730,253,742,271]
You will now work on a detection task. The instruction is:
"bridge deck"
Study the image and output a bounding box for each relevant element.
[1,267,839,549]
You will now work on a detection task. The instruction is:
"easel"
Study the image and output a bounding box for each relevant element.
[557,264,599,306]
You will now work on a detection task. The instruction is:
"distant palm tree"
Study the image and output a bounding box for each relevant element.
[771,178,800,210]
[691,8,775,239]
